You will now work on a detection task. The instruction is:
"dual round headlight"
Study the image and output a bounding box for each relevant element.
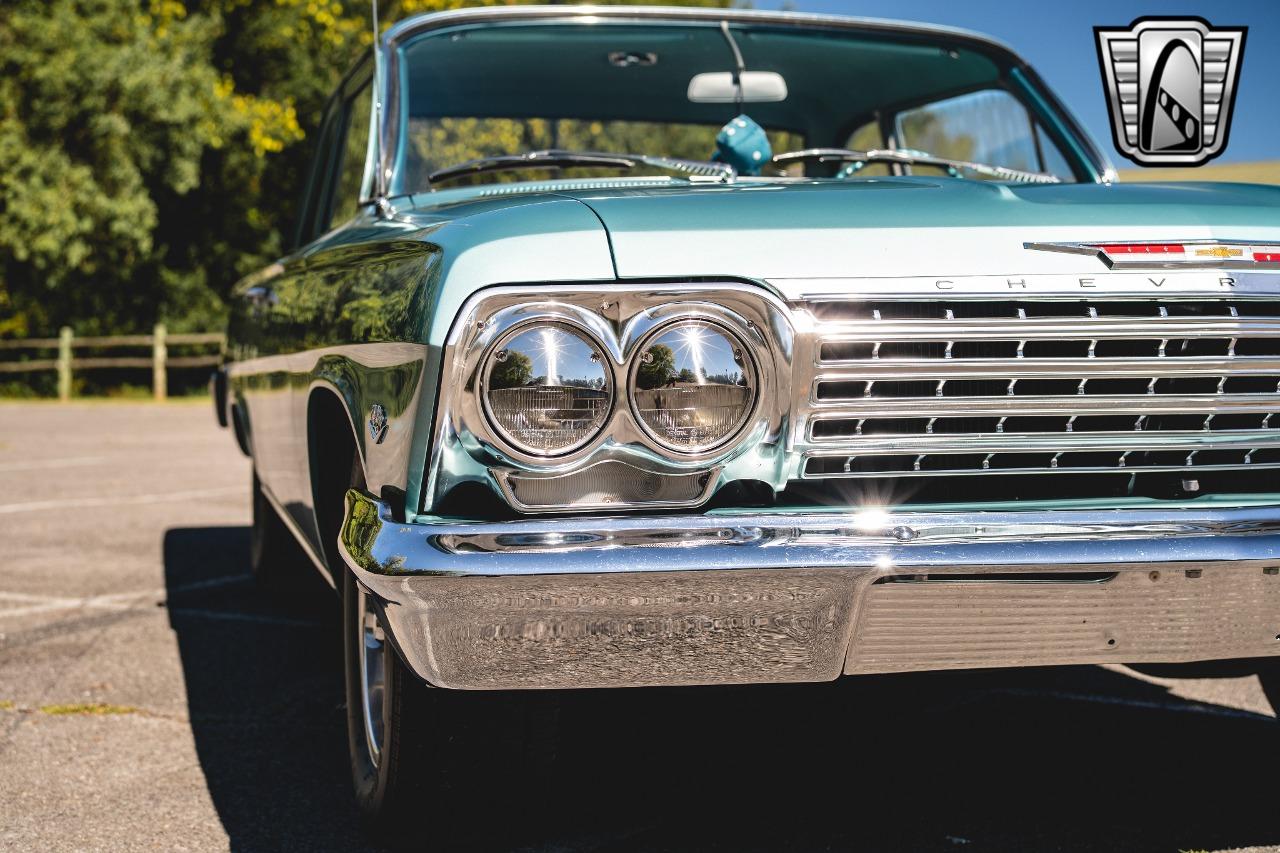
[481,319,756,457]
[482,323,612,455]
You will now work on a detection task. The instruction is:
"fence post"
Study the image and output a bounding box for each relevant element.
[152,323,167,401]
[57,326,73,402]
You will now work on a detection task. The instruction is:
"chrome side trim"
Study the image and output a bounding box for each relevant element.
[339,492,1280,689]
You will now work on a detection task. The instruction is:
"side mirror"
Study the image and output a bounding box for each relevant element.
[687,71,788,104]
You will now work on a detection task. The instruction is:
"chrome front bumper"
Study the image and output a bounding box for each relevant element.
[339,491,1280,690]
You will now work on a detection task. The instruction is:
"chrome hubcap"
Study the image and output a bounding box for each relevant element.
[356,586,386,767]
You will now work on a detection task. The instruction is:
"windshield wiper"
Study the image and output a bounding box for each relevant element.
[772,147,1060,185]
[427,149,736,185]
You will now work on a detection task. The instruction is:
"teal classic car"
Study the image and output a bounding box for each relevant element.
[216,5,1280,836]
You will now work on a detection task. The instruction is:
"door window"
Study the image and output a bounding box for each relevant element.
[327,80,374,228]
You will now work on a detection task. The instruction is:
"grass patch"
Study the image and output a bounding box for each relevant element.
[0,700,14,711]
[38,702,138,716]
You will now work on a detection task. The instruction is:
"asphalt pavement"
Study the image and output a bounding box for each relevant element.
[0,401,1277,853]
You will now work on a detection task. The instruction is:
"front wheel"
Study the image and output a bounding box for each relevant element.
[342,569,559,844]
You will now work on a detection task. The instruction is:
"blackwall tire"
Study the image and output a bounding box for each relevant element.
[342,566,560,846]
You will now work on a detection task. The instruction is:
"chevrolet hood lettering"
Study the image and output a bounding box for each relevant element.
[776,272,1252,302]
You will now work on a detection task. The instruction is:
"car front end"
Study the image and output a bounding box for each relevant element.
[343,240,1280,691]
[325,6,1280,694]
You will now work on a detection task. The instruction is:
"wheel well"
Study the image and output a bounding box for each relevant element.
[307,387,366,576]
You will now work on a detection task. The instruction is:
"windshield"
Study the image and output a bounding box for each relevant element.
[394,20,1082,193]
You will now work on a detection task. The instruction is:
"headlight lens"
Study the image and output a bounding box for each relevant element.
[631,320,755,452]
[482,323,612,455]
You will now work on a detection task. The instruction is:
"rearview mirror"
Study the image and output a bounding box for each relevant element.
[687,71,788,104]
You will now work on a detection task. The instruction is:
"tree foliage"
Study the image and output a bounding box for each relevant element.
[636,344,675,390]
[489,349,532,389]
[0,0,730,339]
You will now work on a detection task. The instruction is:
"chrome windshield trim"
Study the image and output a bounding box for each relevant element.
[383,7,1027,65]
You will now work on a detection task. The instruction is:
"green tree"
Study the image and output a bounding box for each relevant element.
[0,0,733,345]
[489,350,532,389]
[0,0,302,337]
[636,344,675,390]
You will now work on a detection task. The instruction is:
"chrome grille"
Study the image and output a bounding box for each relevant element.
[796,298,1280,487]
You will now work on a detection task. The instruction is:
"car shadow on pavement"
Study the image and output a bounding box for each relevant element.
[163,526,366,852]
[165,526,1280,853]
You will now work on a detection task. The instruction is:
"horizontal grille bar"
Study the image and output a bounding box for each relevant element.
[803,428,1280,455]
[806,462,1280,479]
[815,316,1280,345]
[808,393,1280,420]
[814,356,1280,379]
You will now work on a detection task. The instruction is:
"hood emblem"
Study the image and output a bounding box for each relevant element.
[1025,240,1280,270]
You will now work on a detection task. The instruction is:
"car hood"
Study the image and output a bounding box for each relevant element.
[559,178,1280,290]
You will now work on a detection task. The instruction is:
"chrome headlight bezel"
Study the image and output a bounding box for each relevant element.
[425,284,793,513]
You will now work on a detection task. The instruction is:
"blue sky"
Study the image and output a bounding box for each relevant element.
[756,0,1278,165]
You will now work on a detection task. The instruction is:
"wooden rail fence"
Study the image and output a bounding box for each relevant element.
[0,325,225,401]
